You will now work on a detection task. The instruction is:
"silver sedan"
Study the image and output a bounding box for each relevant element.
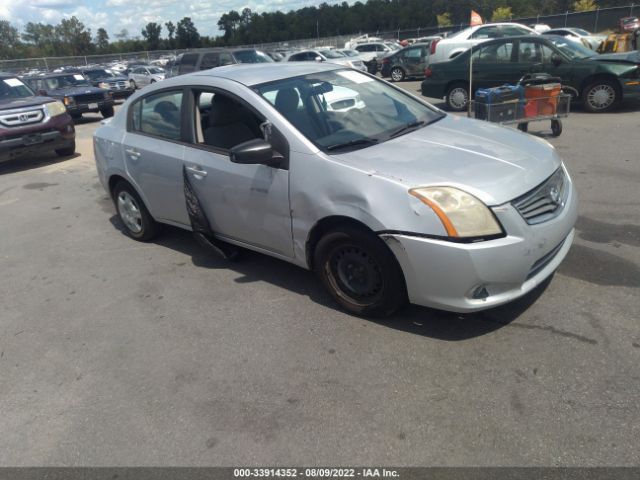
[93,63,577,317]
[128,66,165,88]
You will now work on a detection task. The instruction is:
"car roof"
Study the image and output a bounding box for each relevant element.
[192,62,344,86]
[24,72,81,78]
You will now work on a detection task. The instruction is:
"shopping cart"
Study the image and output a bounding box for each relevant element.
[472,74,571,137]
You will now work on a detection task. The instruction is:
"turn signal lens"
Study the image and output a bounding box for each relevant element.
[409,186,503,238]
[63,96,75,106]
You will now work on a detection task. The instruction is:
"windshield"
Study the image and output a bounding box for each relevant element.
[255,69,444,152]
[45,74,91,89]
[0,78,35,99]
[571,28,591,36]
[84,69,114,80]
[319,49,345,59]
[234,50,274,63]
[548,37,595,59]
[385,42,401,51]
[341,50,359,57]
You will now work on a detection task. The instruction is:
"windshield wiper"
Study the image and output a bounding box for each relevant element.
[389,120,426,139]
[325,138,379,152]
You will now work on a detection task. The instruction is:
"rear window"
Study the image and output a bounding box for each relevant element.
[178,54,199,74]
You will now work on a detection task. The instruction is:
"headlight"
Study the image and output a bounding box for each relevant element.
[409,186,503,238]
[63,96,75,106]
[45,101,67,117]
[98,82,110,89]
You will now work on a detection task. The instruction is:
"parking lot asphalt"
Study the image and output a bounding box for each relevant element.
[1,83,639,466]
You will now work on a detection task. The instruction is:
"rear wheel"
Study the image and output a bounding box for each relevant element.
[445,82,469,111]
[582,79,619,112]
[113,181,160,241]
[390,67,405,82]
[55,140,75,157]
[314,226,407,317]
[101,106,114,118]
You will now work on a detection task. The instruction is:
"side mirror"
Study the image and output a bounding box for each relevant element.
[315,56,324,62]
[551,54,563,66]
[230,139,282,167]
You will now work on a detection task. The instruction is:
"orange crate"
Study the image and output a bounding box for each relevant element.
[524,83,561,117]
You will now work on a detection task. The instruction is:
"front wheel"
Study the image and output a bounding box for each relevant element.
[101,106,114,118]
[390,67,405,82]
[445,83,469,111]
[314,226,407,317]
[582,80,619,112]
[113,181,160,241]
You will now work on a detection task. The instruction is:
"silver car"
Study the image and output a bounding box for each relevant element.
[93,63,577,317]
[128,66,165,88]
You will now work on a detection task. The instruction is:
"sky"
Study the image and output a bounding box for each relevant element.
[0,0,324,38]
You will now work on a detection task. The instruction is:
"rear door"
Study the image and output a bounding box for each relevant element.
[121,88,189,225]
[472,40,517,89]
[402,45,428,77]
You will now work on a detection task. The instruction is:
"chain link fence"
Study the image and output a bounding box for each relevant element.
[1,4,637,74]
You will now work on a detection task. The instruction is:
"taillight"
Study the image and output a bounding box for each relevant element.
[430,39,440,55]
[424,67,433,78]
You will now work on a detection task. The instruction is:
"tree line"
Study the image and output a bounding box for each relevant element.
[0,0,632,60]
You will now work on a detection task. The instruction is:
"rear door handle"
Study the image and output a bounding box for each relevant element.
[186,165,208,178]
[125,148,140,161]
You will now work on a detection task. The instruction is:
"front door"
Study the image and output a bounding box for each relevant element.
[472,40,518,90]
[121,88,189,225]
[182,88,293,257]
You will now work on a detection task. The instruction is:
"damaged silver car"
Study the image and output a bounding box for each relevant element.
[93,63,578,317]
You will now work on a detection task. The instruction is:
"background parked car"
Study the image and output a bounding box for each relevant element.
[287,49,367,71]
[128,66,165,89]
[81,67,135,99]
[429,23,537,63]
[168,48,273,78]
[542,28,605,50]
[0,74,75,162]
[381,39,440,81]
[23,73,114,119]
[353,41,402,73]
[421,35,640,113]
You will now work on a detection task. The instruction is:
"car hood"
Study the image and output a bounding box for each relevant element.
[0,96,57,110]
[593,51,640,64]
[332,115,562,206]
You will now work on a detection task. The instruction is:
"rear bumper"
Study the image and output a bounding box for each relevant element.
[382,174,578,312]
[67,98,114,114]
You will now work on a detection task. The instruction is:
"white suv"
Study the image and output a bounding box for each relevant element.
[429,23,537,63]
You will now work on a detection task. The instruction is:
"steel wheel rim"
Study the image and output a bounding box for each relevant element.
[449,87,468,109]
[587,84,615,110]
[117,191,143,233]
[326,244,384,305]
[391,68,403,81]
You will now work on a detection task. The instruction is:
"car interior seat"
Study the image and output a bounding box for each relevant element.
[203,94,257,150]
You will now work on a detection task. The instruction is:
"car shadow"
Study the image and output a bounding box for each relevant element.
[0,151,80,175]
[109,217,551,341]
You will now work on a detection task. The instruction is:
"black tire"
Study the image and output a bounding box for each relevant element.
[581,79,620,113]
[517,122,529,133]
[112,180,160,241]
[55,140,76,157]
[390,67,405,82]
[551,119,562,137]
[445,82,469,112]
[314,225,407,317]
[101,106,114,118]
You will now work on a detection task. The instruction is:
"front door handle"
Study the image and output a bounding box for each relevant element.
[186,165,208,178]
[125,148,140,161]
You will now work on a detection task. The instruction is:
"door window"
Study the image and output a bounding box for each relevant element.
[473,42,514,63]
[200,52,219,70]
[403,47,422,59]
[131,90,183,141]
[190,89,263,151]
[179,54,199,74]
[518,41,542,63]
[471,26,499,39]
[540,44,557,63]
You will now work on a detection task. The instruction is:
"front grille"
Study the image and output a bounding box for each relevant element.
[75,93,105,103]
[512,167,567,225]
[526,238,566,280]
[0,108,45,127]
[0,128,56,143]
[107,81,128,90]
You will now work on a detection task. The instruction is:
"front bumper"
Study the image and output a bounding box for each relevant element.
[0,119,75,163]
[421,80,446,99]
[66,98,114,114]
[110,89,135,99]
[382,175,578,313]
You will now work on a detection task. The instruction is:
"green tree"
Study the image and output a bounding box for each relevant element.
[574,0,598,11]
[95,27,109,50]
[437,12,452,28]
[165,21,175,48]
[142,22,162,50]
[176,17,200,48]
[0,20,19,59]
[492,6,513,21]
[55,16,92,55]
